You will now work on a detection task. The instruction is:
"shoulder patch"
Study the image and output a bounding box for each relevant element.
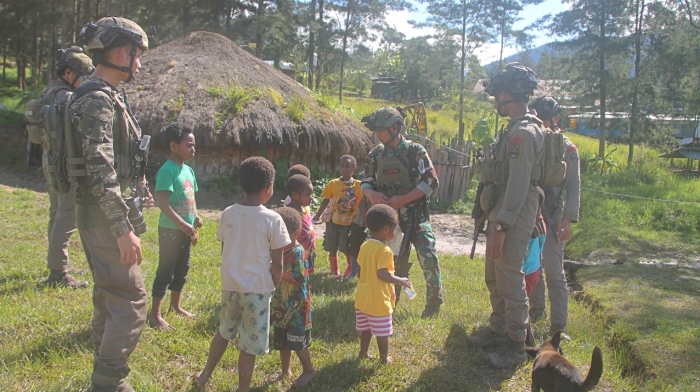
[509,145,520,159]
[509,136,523,146]
[566,146,577,154]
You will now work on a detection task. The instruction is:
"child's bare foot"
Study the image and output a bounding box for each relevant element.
[171,307,197,318]
[193,371,210,389]
[379,356,393,365]
[148,314,173,331]
[292,369,316,388]
[358,353,375,360]
[273,372,294,382]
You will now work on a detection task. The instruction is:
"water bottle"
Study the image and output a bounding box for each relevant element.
[403,284,416,301]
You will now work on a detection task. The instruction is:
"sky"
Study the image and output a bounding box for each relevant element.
[385,0,568,65]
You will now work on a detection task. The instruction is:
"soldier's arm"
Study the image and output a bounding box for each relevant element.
[71,93,131,238]
[496,127,538,226]
[415,144,439,197]
[562,137,581,222]
[360,150,377,194]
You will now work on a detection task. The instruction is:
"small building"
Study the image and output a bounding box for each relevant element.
[264,60,295,79]
[370,76,397,100]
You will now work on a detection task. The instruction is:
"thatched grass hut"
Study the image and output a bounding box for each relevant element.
[126,31,373,179]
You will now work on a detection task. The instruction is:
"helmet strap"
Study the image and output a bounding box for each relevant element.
[99,43,137,83]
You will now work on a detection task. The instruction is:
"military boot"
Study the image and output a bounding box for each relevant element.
[421,304,440,319]
[47,270,89,289]
[549,323,567,337]
[466,327,509,348]
[529,307,545,323]
[90,364,134,392]
[484,338,529,369]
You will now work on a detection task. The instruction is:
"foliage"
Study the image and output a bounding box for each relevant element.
[587,147,619,174]
[164,94,185,122]
[205,85,264,130]
[285,95,309,124]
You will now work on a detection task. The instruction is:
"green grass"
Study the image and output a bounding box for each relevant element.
[285,95,309,124]
[0,185,647,391]
[563,133,700,263]
[575,264,700,391]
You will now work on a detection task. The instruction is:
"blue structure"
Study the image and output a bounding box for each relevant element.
[568,112,629,139]
[370,76,397,100]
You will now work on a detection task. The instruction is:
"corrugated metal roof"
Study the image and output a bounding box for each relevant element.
[660,148,700,160]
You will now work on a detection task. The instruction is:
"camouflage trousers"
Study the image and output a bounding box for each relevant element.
[398,206,443,306]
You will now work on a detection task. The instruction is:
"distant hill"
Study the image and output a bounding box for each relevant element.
[484,42,558,71]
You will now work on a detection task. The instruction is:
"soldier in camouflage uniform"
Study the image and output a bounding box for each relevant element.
[361,107,443,318]
[37,47,94,288]
[466,63,544,369]
[527,95,581,335]
[71,17,152,392]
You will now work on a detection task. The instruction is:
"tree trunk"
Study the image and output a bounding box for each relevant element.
[307,0,316,90]
[33,9,40,87]
[598,1,607,159]
[338,1,354,105]
[73,0,80,44]
[255,0,265,59]
[628,0,645,169]
[315,0,324,91]
[2,41,7,82]
[457,4,467,149]
[95,0,100,19]
[493,7,506,138]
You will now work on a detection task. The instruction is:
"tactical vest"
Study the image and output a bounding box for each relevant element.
[73,82,143,228]
[374,143,420,198]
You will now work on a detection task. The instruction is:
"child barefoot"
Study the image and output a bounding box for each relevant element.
[194,157,290,391]
[149,122,202,331]
[270,207,316,387]
[313,155,361,278]
[286,174,316,274]
[355,204,411,364]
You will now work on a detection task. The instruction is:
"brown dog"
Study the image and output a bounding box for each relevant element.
[525,330,603,392]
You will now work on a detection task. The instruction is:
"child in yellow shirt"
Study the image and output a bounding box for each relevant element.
[354,204,411,364]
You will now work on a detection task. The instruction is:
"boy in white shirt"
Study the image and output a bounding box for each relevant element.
[194,157,291,391]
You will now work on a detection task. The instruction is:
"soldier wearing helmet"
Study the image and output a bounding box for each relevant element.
[466,63,545,368]
[70,16,152,392]
[35,46,94,289]
[527,95,581,336]
[361,106,443,318]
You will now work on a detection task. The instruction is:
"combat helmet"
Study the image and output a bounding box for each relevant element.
[55,46,94,88]
[529,95,560,121]
[361,106,407,144]
[79,16,148,82]
[483,62,538,100]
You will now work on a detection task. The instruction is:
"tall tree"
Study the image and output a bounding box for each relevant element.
[546,0,628,158]
[420,0,495,147]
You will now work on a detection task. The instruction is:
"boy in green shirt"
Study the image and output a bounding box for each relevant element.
[149,122,203,330]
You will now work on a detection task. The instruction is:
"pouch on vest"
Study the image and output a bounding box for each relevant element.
[24,98,46,144]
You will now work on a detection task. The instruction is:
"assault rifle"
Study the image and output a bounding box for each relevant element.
[395,206,418,302]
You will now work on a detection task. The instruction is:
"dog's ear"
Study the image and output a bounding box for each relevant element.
[525,347,539,358]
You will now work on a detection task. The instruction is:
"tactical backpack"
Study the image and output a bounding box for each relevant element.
[533,129,567,187]
[24,82,111,195]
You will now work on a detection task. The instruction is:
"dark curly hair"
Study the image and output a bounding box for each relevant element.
[276,206,302,234]
[340,154,357,167]
[286,174,312,196]
[287,164,311,179]
[239,156,275,195]
[162,122,194,149]
[366,204,398,233]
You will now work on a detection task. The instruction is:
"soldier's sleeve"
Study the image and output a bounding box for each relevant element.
[562,136,581,222]
[71,92,131,238]
[496,125,539,226]
[361,148,378,193]
[414,144,438,196]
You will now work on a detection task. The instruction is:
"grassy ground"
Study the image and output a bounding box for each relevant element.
[0,185,643,392]
[564,133,700,263]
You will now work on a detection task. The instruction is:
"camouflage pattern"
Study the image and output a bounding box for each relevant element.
[362,137,442,306]
[56,46,95,76]
[82,17,148,57]
[361,106,405,132]
[398,206,443,306]
[70,76,138,238]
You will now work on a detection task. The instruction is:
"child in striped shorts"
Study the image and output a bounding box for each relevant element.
[354,204,411,364]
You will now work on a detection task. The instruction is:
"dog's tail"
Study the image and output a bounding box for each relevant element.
[580,346,603,391]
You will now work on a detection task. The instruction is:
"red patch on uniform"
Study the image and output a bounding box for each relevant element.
[509,137,523,146]
[383,169,399,175]
[566,146,578,154]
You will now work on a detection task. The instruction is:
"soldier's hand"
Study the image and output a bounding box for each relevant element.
[180,222,197,238]
[486,231,505,260]
[144,190,155,209]
[387,195,406,210]
[557,219,572,242]
[364,189,388,206]
[117,231,143,266]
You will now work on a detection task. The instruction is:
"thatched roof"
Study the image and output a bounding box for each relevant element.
[126,31,373,160]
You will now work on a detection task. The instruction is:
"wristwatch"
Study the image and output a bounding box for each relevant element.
[493,222,508,233]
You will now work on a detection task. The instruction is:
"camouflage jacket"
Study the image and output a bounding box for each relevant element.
[70,76,139,238]
[361,136,439,199]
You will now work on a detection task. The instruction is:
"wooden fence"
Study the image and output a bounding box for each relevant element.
[410,132,475,203]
